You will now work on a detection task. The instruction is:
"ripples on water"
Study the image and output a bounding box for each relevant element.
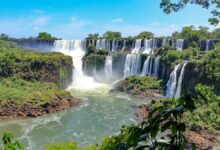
[0,87,144,150]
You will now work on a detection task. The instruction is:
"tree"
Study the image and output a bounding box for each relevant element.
[86,33,99,40]
[212,28,220,38]
[137,31,154,39]
[37,32,59,41]
[160,0,220,25]
[103,31,122,39]
[0,33,9,40]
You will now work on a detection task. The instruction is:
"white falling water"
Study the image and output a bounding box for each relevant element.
[154,57,160,77]
[53,40,104,90]
[143,39,158,54]
[172,39,184,51]
[205,40,212,50]
[141,56,160,77]
[166,63,187,98]
[174,62,187,98]
[105,55,113,80]
[124,54,141,78]
[143,39,152,54]
[121,40,126,51]
[96,39,107,50]
[132,39,142,54]
[106,40,111,51]
[141,56,151,76]
[165,64,181,98]
[162,39,168,47]
[111,40,119,52]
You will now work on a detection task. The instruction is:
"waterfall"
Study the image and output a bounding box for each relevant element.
[132,39,142,54]
[105,55,113,80]
[106,40,111,51]
[141,56,151,76]
[172,39,184,51]
[53,40,104,90]
[143,39,152,54]
[154,57,160,77]
[96,39,107,50]
[124,54,141,78]
[111,40,119,52]
[175,62,187,98]
[121,40,126,51]
[162,39,169,47]
[205,40,212,50]
[165,64,181,98]
[166,62,187,98]
[143,39,158,54]
[141,56,160,77]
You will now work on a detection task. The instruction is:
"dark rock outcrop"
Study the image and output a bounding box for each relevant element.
[0,97,81,119]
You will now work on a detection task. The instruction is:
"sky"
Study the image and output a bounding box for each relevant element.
[0,0,218,39]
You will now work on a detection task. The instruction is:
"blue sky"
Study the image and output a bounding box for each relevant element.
[0,0,217,39]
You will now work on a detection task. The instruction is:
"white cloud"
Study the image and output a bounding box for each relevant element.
[32,16,49,26]
[112,18,124,23]
[32,9,44,14]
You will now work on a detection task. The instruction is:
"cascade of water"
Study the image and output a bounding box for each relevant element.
[106,40,111,51]
[143,39,158,54]
[166,62,187,98]
[132,39,142,54]
[121,40,126,51]
[154,57,160,77]
[165,64,181,98]
[96,39,106,50]
[205,40,211,50]
[105,55,113,80]
[141,56,160,77]
[53,40,104,90]
[111,40,118,52]
[152,39,158,50]
[143,39,152,54]
[141,56,151,76]
[172,39,184,51]
[162,39,169,47]
[174,62,187,98]
[124,54,141,78]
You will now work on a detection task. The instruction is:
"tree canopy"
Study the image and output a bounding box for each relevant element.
[37,32,59,41]
[103,31,122,39]
[160,0,220,25]
[137,31,154,39]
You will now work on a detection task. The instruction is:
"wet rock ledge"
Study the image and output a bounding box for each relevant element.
[0,97,81,119]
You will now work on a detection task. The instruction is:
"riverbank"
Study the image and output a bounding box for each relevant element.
[0,78,81,119]
[136,100,220,150]
[111,76,163,99]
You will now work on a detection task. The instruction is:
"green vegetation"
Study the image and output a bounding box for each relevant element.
[136,31,154,39]
[86,33,99,40]
[185,84,220,133]
[102,31,122,39]
[0,133,24,150]
[47,84,216,150]
[172,26,212,46]
[117,76,162,91]
[160,0,220,25]
[37,32,60,42]
[46,141,78,150]
[0,40,72,86]
[0,78,70,106]
[203,49,220,80]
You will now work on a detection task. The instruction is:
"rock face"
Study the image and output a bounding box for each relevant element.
[112,76,163,99]
[0,97,81,119]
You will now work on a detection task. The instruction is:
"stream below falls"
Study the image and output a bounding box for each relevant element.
[0,87,144,150]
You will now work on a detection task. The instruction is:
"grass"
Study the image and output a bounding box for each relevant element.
[0,78,71,106]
